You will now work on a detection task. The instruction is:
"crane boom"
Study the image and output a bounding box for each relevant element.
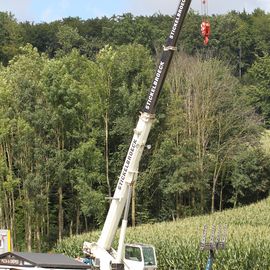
[97,0,192,251]
[144,0,192,114]
[84,1,192,269]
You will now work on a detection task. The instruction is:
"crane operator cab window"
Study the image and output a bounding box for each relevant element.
[124,244,157,270]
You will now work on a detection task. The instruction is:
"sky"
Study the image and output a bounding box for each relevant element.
[0,0,269,23]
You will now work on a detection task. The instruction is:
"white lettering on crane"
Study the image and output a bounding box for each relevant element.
[117,139,138,190]
[169,0,186,40]
[145,61,165,111]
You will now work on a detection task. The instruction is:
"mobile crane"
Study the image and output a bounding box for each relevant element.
[83,0,192,269]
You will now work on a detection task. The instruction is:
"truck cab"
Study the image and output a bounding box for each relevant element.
[124,244,157,270]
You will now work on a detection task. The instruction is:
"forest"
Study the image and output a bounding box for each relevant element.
[0,8,270,252]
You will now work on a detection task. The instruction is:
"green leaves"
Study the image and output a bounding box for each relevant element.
[244,54,270,126]
[0,12,22,65]
[0,42,155,249]
[56,25,86,56]
[139,52,262,220]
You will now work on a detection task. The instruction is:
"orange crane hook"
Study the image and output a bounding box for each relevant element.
[201,0,211,45]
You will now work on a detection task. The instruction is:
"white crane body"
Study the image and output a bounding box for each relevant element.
[83,1,192,269]
[97,112,154,250]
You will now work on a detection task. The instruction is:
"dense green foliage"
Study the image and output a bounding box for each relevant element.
[0,7,269,253]
[0,44,154,250]
[54,197,270,269]
[0,9,270,73]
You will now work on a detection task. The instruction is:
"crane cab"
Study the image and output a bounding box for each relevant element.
[124,244,157,270]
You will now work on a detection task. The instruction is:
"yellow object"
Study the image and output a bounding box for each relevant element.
[7,230,11,252]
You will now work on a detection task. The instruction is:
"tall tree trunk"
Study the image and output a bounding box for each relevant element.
[76,206,80,234]
[0,203,3,228]
[57,129,64,242]
[105,112,112,198]
[25,195,32,252]
[36,222,41,252]
[219,183,223,211]
[69,220,73,237]
[58,186,63,242]
[46,180,50,238]
[191,190,195,208]
[233,193,238,208]
[211,178,217,214]
[3,192,9,232]
[11,189,16,250]
[84,215,88,232]
[176,192,180,219]
[27,213,32,251]
[5,143,13,174]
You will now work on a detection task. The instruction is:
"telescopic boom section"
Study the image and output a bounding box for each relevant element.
[97,0,192,251]
[144,0,192,114]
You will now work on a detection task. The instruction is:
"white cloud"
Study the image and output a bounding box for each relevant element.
[0,0,33,21]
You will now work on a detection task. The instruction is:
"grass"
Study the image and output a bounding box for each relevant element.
[54,196,270,269]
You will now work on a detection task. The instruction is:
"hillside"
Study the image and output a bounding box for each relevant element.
[55,197,270,269]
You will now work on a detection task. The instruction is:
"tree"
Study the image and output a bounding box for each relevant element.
[40,50,100,240]
[244,54,270,126]
[20,21,59,57]
[250,9,270,56]
[229,145,270,207]
[93,44,153,202]
[0,44,48,251]
[55,25,86,56]
[70,139,105,229]
[0,12,22,65]
[139,53,260,220]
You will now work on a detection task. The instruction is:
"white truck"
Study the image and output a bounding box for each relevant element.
[83,0,192,269]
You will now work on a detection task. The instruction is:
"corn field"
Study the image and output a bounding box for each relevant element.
[54,197,270,269]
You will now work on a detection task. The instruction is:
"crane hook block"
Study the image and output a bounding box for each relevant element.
[201,20,211,45]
